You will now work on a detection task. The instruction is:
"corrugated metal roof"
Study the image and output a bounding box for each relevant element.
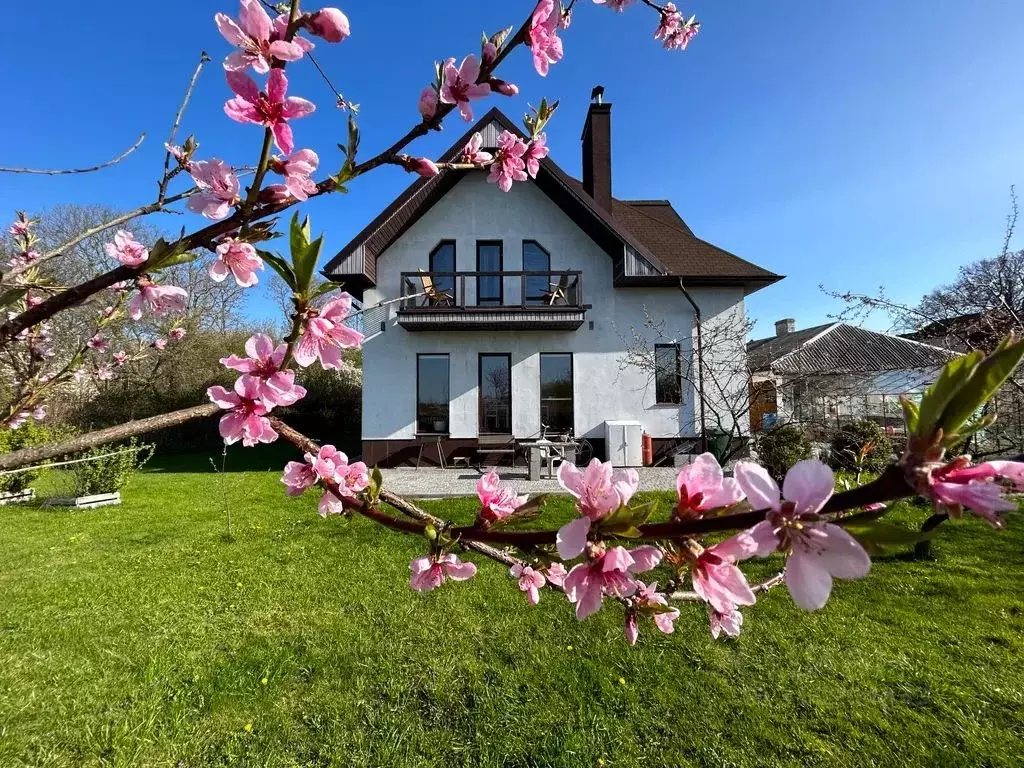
[747,323,959,374]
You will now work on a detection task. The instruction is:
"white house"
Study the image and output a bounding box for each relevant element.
[323,100,780,467]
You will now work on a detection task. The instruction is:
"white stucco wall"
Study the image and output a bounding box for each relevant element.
[360,173,747,442]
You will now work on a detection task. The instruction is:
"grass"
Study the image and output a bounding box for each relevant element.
[1,448,1023,767]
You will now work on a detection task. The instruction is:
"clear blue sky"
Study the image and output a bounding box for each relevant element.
[3,1,1023,338]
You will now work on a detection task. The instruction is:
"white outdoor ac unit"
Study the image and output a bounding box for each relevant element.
[604,420,643,468]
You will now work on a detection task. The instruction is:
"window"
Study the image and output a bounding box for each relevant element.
[476,241,503,306]
[416,354,450,434]
[429,241,456,299]
[540,353,573,433]
[479,354,512,434]
[654,344,682,404]
[522,240,550,305]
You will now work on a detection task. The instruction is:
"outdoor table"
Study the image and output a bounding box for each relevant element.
[523,440,576,481]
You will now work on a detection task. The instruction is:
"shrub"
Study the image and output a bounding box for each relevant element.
[0,422,78,494]
[829,420,892,474]
[756,423,812,480]
[71,439,154,496]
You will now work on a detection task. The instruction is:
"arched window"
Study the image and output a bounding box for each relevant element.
[522,240,550,305]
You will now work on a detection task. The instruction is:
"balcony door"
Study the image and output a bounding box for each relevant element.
[476,241,503,307]
[429,241,456,299]
[523,240,550,305]
[479,354,512,434]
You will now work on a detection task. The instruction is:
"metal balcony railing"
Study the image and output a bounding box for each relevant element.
[399,270,584,311]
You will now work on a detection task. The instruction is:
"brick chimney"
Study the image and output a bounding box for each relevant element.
[775,318,796,337]
[581,95,612,212]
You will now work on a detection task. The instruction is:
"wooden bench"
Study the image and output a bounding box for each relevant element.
[474,435,518,467]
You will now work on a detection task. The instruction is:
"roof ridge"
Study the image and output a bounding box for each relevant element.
[771,322,840,367]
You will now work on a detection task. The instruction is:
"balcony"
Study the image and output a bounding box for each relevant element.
[397,270,589,332]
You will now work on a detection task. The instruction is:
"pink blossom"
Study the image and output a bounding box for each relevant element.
[461,133,493,166]
[476,469,527,523]
[224,69,316,155]
[293,294,365,369]
[31,405,46,421]
[545,562,568,586]
[207,377,279,447]
[215,0,305,73]
[301,8,350,42]
[129,279,188,321]
[86,334,108,351]
[8,250,39,271]
[624,581,679,645]
[927,458,1024,528]
[400,156,440,178]
[103,230,149,267]
[6,411,29,429]
[271,13,315,54]
[281,444,365,502]
[409,553,477,592]
[153,338,168,351]
[211,238,264,288]
[418,86,438,120]
[689,532,757,614]
[165,143,187,162]
[95,364,114,381]
[269,149,319,201]
[709,607,743,639]
[510,563,547,605]
[486,130,529,193]
[439,55,491,121]
[281,460,317,496]
[169,327,187,342]
[113,351,129,366]
[556,458,639,558]
[221,333,306,408]
[187,159,241,220]
[563,543,661,620]
[654,4,699,50]
[675,452,744,519]
[523,134,549,178]
[489,78,518,97]
[594,0,635,11]
[482,41,498,65]
[8,218,31,238]
[526,0,564,77]
[734,460,871,611]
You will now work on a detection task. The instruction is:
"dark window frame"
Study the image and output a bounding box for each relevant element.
[654,343,683,405]
[478,353,512,435]
[416,353,450,435]
[539,352,574,434]
[476,240,504,307]
[428,240,456,298]
[522,240,551,305]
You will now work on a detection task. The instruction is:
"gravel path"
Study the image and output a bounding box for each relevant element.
[381,466,681,498]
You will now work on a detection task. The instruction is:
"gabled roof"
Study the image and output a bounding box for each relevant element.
[747,322,959,375]
[322,107,781,294]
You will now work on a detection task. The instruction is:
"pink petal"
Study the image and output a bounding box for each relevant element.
[747,520,779,557]
[267,68,288,103]
[283,96,316,120]
[215,12,248,46]
[239,0,272,41]
[557,460,584,497]
[782,460,834,515]
[208,260,230,282]
[272,122,294,155]
[627,545,662,573]
[818,524,872,580]
[556,517,591,559]
[268,39,305,62]
[733,461,781,511]
[444,560,477,581]
[602,546,636,573]
[711,531,758,562]
[785,550,833,611]
[226,69,261,103]
[624,613,639,646]
[574,582,604,620]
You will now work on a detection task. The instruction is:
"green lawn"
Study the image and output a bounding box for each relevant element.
[1,449,1023,767]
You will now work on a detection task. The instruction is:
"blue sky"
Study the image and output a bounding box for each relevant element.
[4,0,1023,339]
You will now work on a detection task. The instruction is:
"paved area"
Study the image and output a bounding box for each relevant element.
[381,466,680,498]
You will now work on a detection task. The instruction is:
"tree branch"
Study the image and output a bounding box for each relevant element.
[0,134,146,175]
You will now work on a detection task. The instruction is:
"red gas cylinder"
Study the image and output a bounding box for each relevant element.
[642,432,653,466]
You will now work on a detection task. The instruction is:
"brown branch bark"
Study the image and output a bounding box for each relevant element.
[0,403,220,470]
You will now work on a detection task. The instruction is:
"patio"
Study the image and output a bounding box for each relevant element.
[380,466,681,498]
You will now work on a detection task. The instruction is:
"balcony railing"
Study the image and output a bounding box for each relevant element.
[397,270,588,331]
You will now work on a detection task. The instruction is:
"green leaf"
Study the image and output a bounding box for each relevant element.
[939,336,1024,437]
[844,520,934,556]
[917,350,984,436]
[151,250,199,270]
[899,396,920,434]
[256,249,296,289]
[311,281,341,300]
[289,214,322,295]
[0,288,27,310]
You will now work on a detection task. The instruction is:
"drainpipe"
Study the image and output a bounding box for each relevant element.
[678,279,708,453]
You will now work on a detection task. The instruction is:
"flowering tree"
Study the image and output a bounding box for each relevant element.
[2,0,1022,645]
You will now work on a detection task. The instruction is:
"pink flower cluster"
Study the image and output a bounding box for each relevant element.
[476,469,528,523]
[654,3,699,51]
[439,55,491,122]
[555,458,640,558]
[211,238,264,287]
[527,0,564,76]
[487,131,547,193]
[267,149,319,202]
[294,294,364,370]
[188,159,241,220]
[129,278,188,321]
[926,457,1024,528]
[208,333,307,446]
[281,443,369,516]
[104,231,148,268]
[410,554,477,591]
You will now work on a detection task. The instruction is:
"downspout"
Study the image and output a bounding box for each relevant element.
[678,279,708,452]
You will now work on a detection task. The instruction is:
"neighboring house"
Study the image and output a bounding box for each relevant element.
[323,98,780,467]
[747,318,959,434]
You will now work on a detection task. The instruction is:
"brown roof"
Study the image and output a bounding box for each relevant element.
[323,108,781,293]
